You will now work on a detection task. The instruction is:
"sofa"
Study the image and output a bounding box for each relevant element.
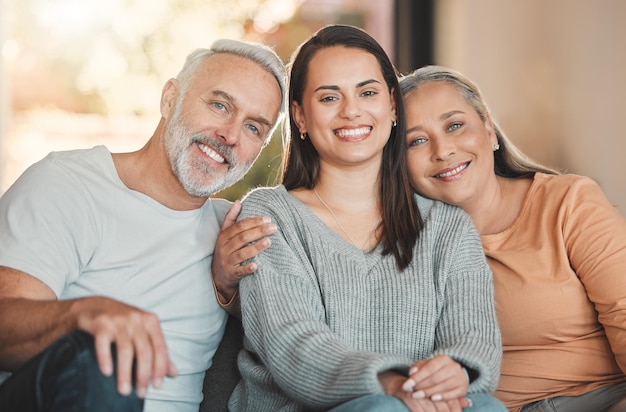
[199,315,244,412]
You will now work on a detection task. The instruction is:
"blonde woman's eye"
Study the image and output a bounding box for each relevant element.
[448,122,462,132]
[408,137,427,147]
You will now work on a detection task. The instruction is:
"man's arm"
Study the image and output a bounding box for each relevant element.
[0,267,68,369]
[0,266,176,398]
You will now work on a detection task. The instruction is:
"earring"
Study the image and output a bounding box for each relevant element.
[300,132,307,140]
[493,143,500,151]
[392,120,397,127]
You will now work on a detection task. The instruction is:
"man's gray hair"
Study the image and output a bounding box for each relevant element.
[175,39,287,120]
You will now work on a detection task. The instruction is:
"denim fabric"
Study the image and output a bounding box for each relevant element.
[0,331,143,412]
[521,382,626,412]
[329,394,409,411]
[465,392,508,411]
[328,392,506,412]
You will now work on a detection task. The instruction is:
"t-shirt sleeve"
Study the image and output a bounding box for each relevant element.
[563,177,626,373]
[0,158,98,296]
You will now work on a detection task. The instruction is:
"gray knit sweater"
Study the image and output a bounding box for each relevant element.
[229,186,501,411]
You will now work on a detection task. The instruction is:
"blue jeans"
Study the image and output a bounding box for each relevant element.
[0,331,143,412]
[520,381,626,412]
[330,392,507,411]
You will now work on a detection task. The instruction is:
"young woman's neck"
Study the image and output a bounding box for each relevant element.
[314,161,380,206]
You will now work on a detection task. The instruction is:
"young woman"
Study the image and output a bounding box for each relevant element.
[399,65,626,412]
[227,26,505,412]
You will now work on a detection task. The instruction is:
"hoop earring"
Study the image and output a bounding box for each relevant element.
[300,132,307,140]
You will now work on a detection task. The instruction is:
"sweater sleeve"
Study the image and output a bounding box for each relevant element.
[562,177,626,373]
[237,188,413,409]
[429,205,502,393]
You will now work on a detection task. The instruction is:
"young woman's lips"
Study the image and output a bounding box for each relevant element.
[334,126,372,142]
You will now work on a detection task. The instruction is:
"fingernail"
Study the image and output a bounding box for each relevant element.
[101,364,113,376]
[431,393,442,401]
[262,217,271,223]
[467,398,473,408]
[153,377,163,388]
[412,390,426,399]
[402,378,415,392]
[409,366,418,374]
[119,382,131,395]
[136,387,146,398]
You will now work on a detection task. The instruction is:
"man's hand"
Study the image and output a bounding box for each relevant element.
[74,296,176,398]
[211,200,276,302]
[0,266,175,399]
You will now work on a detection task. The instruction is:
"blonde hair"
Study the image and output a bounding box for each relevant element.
[399,65,560,177]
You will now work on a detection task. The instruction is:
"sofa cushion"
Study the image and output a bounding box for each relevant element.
[200,315,243,412]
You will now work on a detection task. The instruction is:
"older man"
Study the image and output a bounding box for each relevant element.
[0,38,285,411]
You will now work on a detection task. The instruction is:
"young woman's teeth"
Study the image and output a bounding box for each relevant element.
[336,127,371,138]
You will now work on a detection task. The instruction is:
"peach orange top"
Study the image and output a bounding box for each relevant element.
[483,173,626,411]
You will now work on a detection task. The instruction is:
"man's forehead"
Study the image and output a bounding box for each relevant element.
[198,53,274,84]
[194,55,281,124]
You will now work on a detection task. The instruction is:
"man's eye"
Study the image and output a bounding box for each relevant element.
[213,102,226,111]
[246,124,260,135]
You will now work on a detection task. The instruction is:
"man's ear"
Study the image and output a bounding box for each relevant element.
[161,78,179,118]
[291,100,306,133]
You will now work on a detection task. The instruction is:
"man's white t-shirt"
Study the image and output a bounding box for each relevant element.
[0,145,231,411]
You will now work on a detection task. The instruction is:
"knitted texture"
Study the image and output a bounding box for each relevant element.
[229,186,501,411]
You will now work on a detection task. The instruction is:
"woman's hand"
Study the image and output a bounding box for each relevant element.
[379,371,470,412]
[401,355,469,403]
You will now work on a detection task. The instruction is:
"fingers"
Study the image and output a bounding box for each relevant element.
[220,200,243,230]
[166,358,179,377]
[94,333,114,377]
[212,213,276,293]
[115,324,135,396]
[113,312,158,398]
[379,371,465,412]
[139,313,172,393]
[405,395,467,412]
[221,216,276,253]
[402,356,468,402]
[79,297,175,398]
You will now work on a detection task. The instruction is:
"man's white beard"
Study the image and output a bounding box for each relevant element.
[164,101,252,198]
